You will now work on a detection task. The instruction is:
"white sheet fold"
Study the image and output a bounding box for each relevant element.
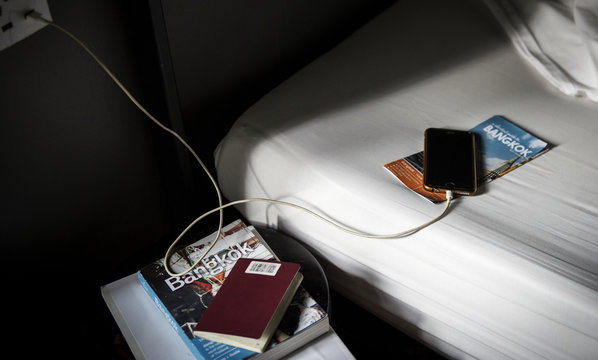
[485,0,598,101]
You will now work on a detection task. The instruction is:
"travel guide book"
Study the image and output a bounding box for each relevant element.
[137,220,329,360]
[384,115,550,202]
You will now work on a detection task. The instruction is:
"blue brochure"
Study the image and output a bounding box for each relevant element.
[469,115,549,182]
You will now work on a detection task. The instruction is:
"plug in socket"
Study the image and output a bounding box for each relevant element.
[1,0,51,52]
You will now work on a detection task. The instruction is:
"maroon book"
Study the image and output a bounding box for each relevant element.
[193,258,303,353]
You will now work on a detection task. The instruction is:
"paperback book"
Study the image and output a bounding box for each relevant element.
[137,220,329,360]
[384,115,550,202]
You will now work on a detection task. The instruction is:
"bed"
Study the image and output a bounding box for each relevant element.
[213,0,598,358]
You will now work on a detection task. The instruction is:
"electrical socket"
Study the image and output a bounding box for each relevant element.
[1,0,52,52]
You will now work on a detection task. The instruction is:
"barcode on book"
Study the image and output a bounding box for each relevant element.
[245,261,281,276]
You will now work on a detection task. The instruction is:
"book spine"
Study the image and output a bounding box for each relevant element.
[137,271,207,360]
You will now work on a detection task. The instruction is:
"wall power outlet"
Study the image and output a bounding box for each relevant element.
[1,0,52,52]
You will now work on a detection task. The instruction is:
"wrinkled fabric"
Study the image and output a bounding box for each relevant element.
[485,0,598,101]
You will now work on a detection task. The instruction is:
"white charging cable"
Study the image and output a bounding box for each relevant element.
[165,193,453,275]
[29,12,455,277]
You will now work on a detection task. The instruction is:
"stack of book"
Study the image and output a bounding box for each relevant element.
[137,220,330,360]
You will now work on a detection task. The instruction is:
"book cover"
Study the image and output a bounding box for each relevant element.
[384,115,550,202]
[137,220,329,360]
[194,259,303,353]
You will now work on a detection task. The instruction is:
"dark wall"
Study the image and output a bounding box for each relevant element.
[1,0,395,357]
[1,0,172,357]
[156,0,397,208]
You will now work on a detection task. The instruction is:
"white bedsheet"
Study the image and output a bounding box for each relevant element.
[214,0,598,358]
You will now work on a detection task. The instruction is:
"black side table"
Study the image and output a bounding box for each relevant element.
[255,226,330,313]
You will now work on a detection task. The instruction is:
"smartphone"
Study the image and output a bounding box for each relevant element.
[423,128,477,195]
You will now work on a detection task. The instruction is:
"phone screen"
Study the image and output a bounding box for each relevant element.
[423,128,477,195]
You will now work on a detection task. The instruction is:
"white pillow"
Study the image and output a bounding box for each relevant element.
[485,0,598,102]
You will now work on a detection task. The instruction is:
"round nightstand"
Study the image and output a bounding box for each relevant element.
[255,226,330,313]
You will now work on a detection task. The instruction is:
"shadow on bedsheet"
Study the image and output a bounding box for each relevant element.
[321,255,449,359]
[221,0,506,138]
[279,233,449,359]
[330,289,448,360]
[215,0,518,199]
